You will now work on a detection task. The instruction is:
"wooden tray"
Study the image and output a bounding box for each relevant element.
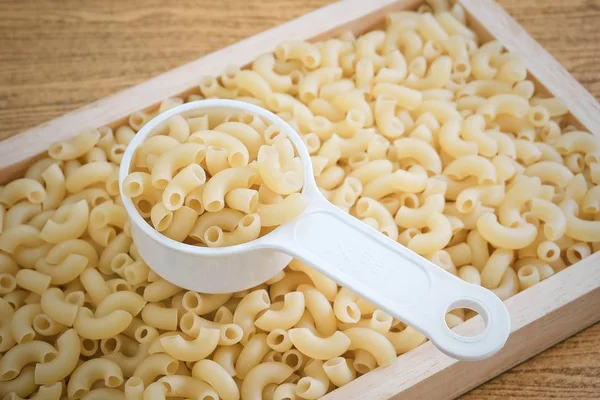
[1,0,599,399]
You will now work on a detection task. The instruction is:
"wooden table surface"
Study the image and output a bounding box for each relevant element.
[1,0,599,398]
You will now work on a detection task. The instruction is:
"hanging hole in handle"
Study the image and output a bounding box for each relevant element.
[445,299,489,339]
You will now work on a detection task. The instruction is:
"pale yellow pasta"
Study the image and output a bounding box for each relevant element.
[0,178,46,208]
[235,333,270,378]
[295,284,337,337]
[15,269,51,297]
[253,54,294,92]
[191,359,239,400]
[561,199,600,242]
[529,198,567,241]
[344,327,396,367]
[241,362,293,400]
[67,358,123,400]
[73,307,132,340]
[407,213,452,254]
[233,289,271,343]
[294,359,328,399]
[355,197,398,239]
[0,340,57,383]
[49,129,100,161]
[258,193,307,227]
[288,328,350,360]
[255,292,305,331]
[37,200,88,245]
[372,83,422,110]
[477,213,538,250]
[322,357,356,388]
[9,303,40,344]
[34,328,80,385]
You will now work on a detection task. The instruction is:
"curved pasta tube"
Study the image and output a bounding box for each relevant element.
[375,50,408,84]
[160,327,220,362]
[189,208,244,243]
[289,260,337,301]
[356,197,398,239]
[477,213,538,249]
[438,119,478,158]
[151,143,206,189]
[134,135,179,169]
[456,184,505,213]
[498,174,541,227]
[524,161,574,188]
[561,199,600,242]
[64,161,114,193]
[45,239,98,267]
[132,353,179,386]
[393,137,441,174]
[355,30,386,68]
[67,358,124,400]
[481,248,514,289]
[48,129,100,160]
[189,130,249,168]
[553,131,600,162]
[202,167,258,212]
[10,303,41,345]
[299,67,342,103]
[233,289,270,343]
[0,178,46,208]
[374,96,405,139]
[372,83,422,110]
[295,284,337,337]
[529,198,567,241]
[192,359,239,400]
[73,307,133,340]
[88,201,127,246]
[444,155,496,184]
[95,291,147,317]
[40,287,79,327]
[25,158,62,182]
[40,163,66,210]
[288,328,350,360]
[362,165,428,199]
[234,70,272,101]
[161,165,206,211]
[407,213,452,254]
[39,200,89,244]
[255,292,305,331]
[204,213,261,247]
[476,94,529,120]
[179,312,243,346]
[257,147,303,196]
[214,121,263,159]
[461,114,498,157]
[0,225,43,254]
[384,325,426,354]
[34,329,80,385]
[257,193,307,227]
[241,362,294,400]
[395,193,445,229]
[322,357,356,388]
[470,40,503,80]
[344,327,397,367]
[405,56,452,90]
[252,53,293,92]
[235,333,270,378]
[296,359,329,399]
[35,254,88,285]
[0,340,57,381]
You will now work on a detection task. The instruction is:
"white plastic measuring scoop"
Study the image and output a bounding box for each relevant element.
[120,99,511,361]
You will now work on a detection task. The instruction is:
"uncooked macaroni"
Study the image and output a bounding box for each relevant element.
[0,1,598,399]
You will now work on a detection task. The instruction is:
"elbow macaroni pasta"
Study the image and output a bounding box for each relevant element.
[0,4,598,398]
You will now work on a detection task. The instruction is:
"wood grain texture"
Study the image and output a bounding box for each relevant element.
[1,0,599,398]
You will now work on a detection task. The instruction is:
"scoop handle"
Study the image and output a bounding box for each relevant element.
[264,197,510,361]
